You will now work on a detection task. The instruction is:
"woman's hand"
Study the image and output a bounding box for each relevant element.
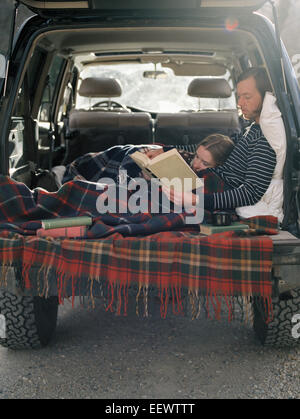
[161,185,198,209]
[144,148,164,159]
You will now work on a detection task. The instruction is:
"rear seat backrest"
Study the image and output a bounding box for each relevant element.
[155,112,240,150]
[155,77,240,150]
[67,77,153,160]
[69,112,153,154]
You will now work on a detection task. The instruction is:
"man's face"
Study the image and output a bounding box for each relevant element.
[237,76,263,123]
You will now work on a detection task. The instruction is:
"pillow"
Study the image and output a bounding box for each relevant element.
[260,91,286,179]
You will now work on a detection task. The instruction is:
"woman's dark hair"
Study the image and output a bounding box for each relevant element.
[237,67,273,99]
[197,133,234,166]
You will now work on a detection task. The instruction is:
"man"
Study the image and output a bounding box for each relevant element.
[165,67,277,212]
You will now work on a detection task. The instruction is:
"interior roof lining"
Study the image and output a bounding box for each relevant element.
[37,26,257,59]
[24,25,266,85]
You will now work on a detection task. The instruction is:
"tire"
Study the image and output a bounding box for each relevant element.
[252,288,300,348]
[0,291,58,350]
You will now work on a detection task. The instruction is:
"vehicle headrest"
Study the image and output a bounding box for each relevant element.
[78,77,122,97]
[187,78,232,98]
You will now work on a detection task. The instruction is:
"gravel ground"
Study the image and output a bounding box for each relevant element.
[0,297,299,399]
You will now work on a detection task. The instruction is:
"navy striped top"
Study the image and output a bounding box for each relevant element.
[211,123,277,210]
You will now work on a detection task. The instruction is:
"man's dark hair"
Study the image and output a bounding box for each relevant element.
[237,67,273,99]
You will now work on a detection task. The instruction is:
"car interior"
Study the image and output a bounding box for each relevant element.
[8,24,272,187]
[2,2,300,351]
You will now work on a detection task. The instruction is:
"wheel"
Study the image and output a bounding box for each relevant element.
[92,100,127,110]
[0,291,58,349]
[252,288,300,347]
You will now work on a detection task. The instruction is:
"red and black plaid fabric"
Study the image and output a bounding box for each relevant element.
[202,169,226,194]
[0,175,187,237]
[0,172,277,321]
[0,228,274,321]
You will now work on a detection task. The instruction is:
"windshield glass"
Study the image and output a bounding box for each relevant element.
[76,63,236,113]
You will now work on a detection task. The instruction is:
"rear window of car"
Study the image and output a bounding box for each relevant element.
[76,63,236,113]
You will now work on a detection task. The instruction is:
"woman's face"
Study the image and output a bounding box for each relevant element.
[192,145,216,171]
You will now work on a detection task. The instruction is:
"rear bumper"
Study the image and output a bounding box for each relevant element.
[272,230,300,292]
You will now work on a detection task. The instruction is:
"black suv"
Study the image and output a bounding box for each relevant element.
[0,0,300,349]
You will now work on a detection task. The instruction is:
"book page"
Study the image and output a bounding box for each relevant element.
[130,151,150,169]
[148,149,202,192]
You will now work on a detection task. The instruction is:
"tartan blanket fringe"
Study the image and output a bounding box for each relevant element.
[0,230,274,323]
[0,264,272,323]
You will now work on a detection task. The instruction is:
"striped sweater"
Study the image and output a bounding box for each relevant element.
[209,123,277,210]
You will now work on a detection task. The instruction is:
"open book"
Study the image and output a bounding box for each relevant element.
[130,148,203,192]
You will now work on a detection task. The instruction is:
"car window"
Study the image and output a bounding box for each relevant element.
[76,63,236,113]
[39,56,65,122]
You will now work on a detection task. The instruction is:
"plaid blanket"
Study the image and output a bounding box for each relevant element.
[0,145,195,237]
[0,176,188,237]
[0,228,274,321]
[62,144,163,183]
[0,146,277,320]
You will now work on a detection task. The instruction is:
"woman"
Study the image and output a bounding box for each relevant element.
[146,134,234,171]
[146,134,234,208]
[190,134,234,172]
